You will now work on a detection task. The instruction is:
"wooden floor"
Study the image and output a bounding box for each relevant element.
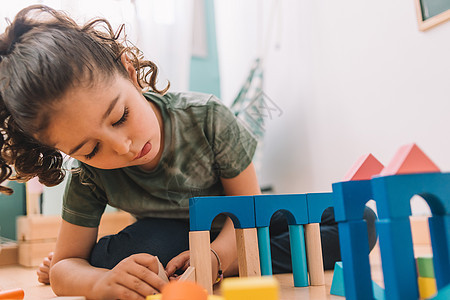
[0,243,432,300]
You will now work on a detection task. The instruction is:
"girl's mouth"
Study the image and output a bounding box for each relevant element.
[135,142,152,160]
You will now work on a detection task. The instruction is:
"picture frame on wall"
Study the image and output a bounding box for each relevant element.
[415,0,450,31]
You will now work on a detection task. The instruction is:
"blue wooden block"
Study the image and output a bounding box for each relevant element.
[432,283,450,300]
[429,215,450,289]
[257,226,272,276]
[254,194,308,227]
[289,224,309,287]
[376,218,419,300]
[306,192,334,223]
[189,196,255,231]
[330,261,345,296]
[371,172,450,220]
[338,220,374,300]
[332,180,373,222]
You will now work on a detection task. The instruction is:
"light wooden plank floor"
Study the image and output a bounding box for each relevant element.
[0,242,432,300]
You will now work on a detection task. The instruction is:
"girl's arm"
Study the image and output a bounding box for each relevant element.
[50,220,166,299]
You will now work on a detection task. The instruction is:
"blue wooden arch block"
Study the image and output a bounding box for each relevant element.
[254,194,308,227]
[372,173,450,296]
[371,173,450,219]
[332,180,373,222]
[189,196,255,231]
[306,192,334,223]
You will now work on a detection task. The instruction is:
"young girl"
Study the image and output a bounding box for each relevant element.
[0,5,377,299]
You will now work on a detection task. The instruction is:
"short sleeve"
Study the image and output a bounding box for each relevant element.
[207,97,258,178]
[62,165,108,227]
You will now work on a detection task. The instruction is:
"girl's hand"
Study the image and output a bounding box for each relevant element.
[92,253,167,300]
[165,250,190,280]
[37,252,54,284]
[165,250,219,282]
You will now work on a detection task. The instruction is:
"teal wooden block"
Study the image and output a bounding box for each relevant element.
[289,224,308,287]
[330,261,344,296]
[330,261,385,300]
[257,226,272,276]
[431,283,450,299]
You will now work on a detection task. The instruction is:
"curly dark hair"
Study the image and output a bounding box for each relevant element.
[0,5,169,194]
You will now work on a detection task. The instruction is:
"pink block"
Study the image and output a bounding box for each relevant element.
[27,177,44,194]
[343,153,384,181]
[380,143,440,176]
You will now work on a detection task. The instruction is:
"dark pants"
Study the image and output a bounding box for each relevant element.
[90,207,378,273]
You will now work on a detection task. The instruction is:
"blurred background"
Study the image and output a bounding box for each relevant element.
[1,0,450,239]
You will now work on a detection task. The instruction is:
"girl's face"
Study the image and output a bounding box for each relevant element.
[43,73,163,170]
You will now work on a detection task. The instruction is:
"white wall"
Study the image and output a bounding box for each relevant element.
[216,0,450,202]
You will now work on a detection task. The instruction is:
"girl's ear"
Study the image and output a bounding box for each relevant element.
[120,52,140,88]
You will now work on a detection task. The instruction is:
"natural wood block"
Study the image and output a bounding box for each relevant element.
[304,223,325,286]
[235,228,261,277]
[179,266,196,282]
[0,238,18,266]
[189,231,213,294]
[17,211,135,242]
[17,215,61,241]
[18,240,56,267]
[410,216,431,245]
[16,212,134,267]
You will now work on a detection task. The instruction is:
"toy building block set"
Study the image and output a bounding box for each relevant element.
[174,143,449,300]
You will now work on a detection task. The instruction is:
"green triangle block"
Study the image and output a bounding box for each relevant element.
[330,262,345,296]
[330,261,385,300]
[431,283,450,299]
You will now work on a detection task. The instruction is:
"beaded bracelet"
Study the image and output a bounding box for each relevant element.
[210,248,223,283]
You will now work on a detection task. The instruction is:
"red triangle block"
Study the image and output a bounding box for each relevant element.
[380,143,440,176]
[343,153,384,181]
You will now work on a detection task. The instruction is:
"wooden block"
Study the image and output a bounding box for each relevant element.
[189,231,213,294]
[380,143,440,176]
[16,215,61,241]
[304,223,325,286]
[18,240,56,267]
[26,177,43,215]
[221,276,279,300]
[416,255,435,278]
[235,228,261,277]
[179,266,196,282]
[155,256,169,283]
[410,216,431,245]
[343,153,384,181]
[17,211,134,242]
[16,212,134,267]
[418,276,437,299]
[0,238,18,266]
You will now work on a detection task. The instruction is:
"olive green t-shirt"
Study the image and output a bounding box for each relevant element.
[62,91,257,227]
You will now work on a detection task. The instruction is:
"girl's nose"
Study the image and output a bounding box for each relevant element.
[110,136,131,155]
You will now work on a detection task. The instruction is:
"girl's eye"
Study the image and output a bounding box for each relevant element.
[113,107,129,127]
[85,144,99,160]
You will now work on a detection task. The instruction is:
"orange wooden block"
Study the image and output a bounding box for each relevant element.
[0,288,24,299]
[343,153,384,181]
[161,281,207,300]
[380,143,440,176]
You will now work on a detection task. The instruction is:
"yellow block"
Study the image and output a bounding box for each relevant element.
[418,276,437,299]
[146,294,223,300]
[222,276,279,300]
